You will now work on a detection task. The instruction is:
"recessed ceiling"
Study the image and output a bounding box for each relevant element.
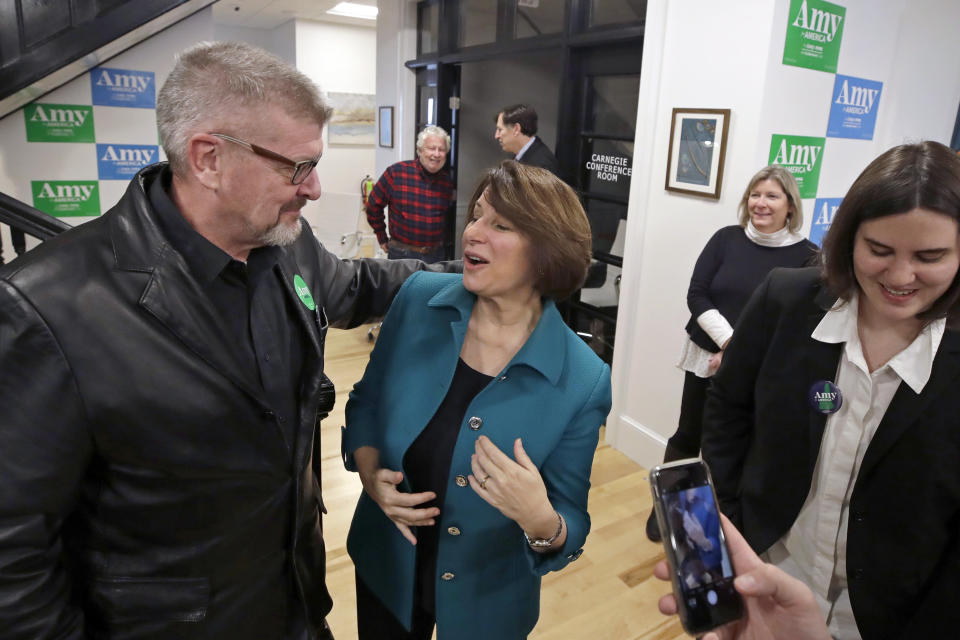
[211,0,378,29]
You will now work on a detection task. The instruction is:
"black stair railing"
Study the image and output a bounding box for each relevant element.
[0,191,72,246]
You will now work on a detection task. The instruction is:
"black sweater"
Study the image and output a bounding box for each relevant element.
[684,225,818,352]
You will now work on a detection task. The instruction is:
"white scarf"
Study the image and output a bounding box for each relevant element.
[745,220,807,247]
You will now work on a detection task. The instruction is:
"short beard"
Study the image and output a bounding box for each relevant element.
[258,217,303,247]
[255,197,306,247]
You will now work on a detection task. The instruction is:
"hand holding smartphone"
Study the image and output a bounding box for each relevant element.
[650,458,743,636]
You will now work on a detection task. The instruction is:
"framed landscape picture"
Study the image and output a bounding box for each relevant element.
[327,92,375,145]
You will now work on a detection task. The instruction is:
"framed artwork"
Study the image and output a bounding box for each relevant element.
[327,92,376,145]
[665,108,731,199]
[378,106,394,148]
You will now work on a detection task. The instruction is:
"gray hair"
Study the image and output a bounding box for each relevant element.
[416,125,451,152]
[157,41,333,175]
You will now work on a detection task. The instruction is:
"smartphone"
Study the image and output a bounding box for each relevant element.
[650,458,743,635]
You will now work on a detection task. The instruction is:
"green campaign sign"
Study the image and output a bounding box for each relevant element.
[32,180,101,217]
[768,135,826,199]
[24,103,95,142]
[783,0,846,73]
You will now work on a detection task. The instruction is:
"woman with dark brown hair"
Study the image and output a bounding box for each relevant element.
[702,141,960,639]
[341,161,611,639]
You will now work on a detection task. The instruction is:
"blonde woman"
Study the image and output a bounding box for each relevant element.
[647,166,817,541]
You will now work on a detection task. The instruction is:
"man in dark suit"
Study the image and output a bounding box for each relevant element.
[494,103,560,176]
[0,41,453,640]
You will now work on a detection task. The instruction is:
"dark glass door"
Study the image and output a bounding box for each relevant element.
[408,1,645,307]
[560,42,642,362]
[414,62,461,257]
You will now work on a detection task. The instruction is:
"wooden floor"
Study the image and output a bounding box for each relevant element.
[319,325,689,640]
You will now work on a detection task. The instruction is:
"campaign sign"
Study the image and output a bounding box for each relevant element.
[91,67,156,108]
[827,75,882,140]
[24,103,95,142]
[32,180,100,217]
[97,144,159,180]
[783,0,846,73]
[768,134,826,199]
[810,197,842,247]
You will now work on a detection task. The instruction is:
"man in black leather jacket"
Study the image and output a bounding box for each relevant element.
[0,41,453,640]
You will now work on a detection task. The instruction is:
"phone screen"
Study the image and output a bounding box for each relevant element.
[651,459,742,634]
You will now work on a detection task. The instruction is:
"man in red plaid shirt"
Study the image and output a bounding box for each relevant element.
[365,125,455,263]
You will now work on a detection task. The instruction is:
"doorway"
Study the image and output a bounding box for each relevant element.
[454,50,564,254]
[559,43,641,362]
[408,0,644,362]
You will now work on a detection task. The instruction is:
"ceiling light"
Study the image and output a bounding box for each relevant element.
[326,2,378,20]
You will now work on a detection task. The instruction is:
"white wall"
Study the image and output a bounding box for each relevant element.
[606,0,777,468]
[374,0,418,174]
[608,0,960,470]
[877,0,960,149]
[295,20,378,254]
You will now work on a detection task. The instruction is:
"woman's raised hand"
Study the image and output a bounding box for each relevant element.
[468,436,557,538]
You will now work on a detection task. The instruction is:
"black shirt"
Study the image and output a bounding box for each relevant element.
[148,169,306,451]
[685,225,818,352]
[403,358,492,614]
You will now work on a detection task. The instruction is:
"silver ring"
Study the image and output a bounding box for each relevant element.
[480,475,491,489]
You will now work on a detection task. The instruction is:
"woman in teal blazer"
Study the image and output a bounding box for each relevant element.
[341,162,612,639]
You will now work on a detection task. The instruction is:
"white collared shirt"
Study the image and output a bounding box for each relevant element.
[765,294,945,639]
[515,136,536,161]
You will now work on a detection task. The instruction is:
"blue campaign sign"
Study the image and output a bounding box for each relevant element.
[809,197,842,247]
[91,67,156,108]
[97,144,159,180]
[827,75,882,140]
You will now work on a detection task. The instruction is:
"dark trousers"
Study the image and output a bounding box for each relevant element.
[664,371,712,460]
[355,574,434,640]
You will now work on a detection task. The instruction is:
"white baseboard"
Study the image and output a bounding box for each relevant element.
[606,414,667,471]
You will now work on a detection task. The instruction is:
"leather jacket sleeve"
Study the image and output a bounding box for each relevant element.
[0,279,90,639]
[291,223,461,330]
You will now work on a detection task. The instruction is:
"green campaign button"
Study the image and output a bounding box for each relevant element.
[294,274,316,311]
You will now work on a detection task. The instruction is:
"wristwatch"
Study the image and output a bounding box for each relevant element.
[524,512,563,549]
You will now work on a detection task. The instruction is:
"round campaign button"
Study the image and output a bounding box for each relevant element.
[293,274,316,311]
[808,380,843,414]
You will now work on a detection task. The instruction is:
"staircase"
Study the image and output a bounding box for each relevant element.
[0,0,216,256]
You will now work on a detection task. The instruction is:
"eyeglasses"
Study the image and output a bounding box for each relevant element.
[211,133,321,185]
